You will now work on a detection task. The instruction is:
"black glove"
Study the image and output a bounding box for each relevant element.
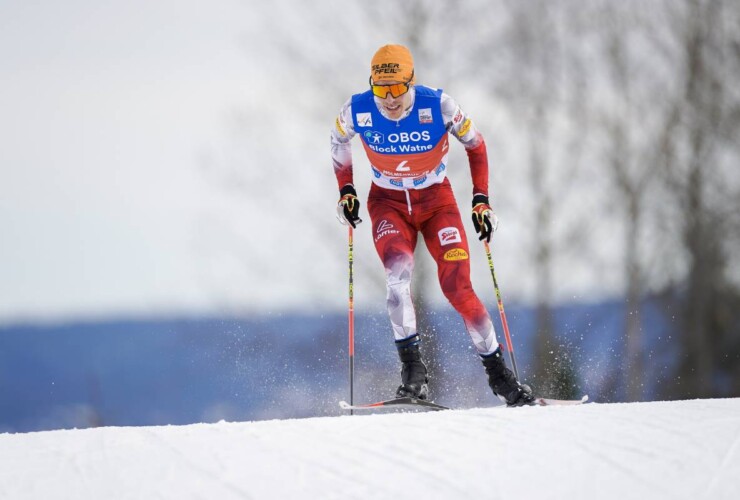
[471,194,498,243]
[337,184,362,228]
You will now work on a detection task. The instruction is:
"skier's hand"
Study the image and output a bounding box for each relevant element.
[336,184,362,228]
[471,194,498,243]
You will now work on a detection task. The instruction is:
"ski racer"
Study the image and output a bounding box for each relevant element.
[332,44,534,407]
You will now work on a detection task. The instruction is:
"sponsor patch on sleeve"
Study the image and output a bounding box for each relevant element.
[453,107,464,124]
[457,118,472,138]
[335,117,347,137]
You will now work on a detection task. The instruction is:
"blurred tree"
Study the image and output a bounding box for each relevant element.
[596,6,659,402]
[575,0,740,400]
[494,0,580,399]
[651,0,740,398]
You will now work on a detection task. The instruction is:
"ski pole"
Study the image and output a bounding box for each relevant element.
[483,240,520,380]
[348,226,355,415]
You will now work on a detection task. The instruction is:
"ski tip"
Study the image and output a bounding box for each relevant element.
[338,401,351,410]
[582,395,589,403]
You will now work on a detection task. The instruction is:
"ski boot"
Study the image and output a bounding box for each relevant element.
[481,346,535,407]
[395,335,429,400]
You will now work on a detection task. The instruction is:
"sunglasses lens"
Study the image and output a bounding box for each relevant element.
[389,83,408,98]
[371,82,410,99]
[372,85,391,98]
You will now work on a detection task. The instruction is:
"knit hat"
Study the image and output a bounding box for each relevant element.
[370,44,415,84]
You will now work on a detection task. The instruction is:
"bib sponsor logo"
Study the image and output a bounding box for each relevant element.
[388,131,431,143]
[443,248,469,261]
[419,108,433,124]
[389,178,403,187]
[438,227,462,246]
[435,163,446,176]
[372,167,381,178]
[366,130,434,154]
[356,113,373,127]
[364,130,385,144]
[375,219,400,242]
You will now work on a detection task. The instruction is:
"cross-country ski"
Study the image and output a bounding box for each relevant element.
[339,394,588,412]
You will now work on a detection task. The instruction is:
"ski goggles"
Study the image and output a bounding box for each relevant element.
[369,71,414,99]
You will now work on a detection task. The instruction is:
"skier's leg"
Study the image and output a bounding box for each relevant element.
[421,204,498,356]
[367,201,419,343]
[420,196,534,406]
[367,196,428,398]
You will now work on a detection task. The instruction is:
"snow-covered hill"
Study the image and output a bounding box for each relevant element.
[1,398,738,500]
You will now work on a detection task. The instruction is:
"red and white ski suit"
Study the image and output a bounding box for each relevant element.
[331,87,499,355]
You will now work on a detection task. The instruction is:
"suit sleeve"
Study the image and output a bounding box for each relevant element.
[441,93,489,197]
[331,99,356,189]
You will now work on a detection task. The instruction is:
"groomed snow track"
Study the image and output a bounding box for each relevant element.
[1,398,739,499]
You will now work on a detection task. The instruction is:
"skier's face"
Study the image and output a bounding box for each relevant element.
[374,80,413,119]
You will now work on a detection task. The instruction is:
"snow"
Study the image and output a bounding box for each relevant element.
[2,398,739,499]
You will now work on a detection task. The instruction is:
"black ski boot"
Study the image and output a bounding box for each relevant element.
[482,346,535,407]
[395,335,429,400]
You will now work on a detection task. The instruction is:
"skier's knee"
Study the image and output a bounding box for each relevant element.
[442,284,473,309]
[385,254,413,288]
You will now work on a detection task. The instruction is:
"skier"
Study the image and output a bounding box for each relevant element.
[332,44,534,407]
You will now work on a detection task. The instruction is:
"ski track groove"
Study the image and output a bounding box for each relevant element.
[540,408,688,499]
[702,421,740,500]
[323,415,473,498]
[604,411,710,459]
[70,448,95,500]
[596,403,737,494]
[141,429,254,500]
[559,402,740,499]
[242,420,382,498]
[268,436,361,497]
[466,404,681,498]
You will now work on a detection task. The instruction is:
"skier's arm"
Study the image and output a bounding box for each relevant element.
[332,99,362,227]
[331,99,356,190]
[442,93,497,241]
[441,93,488,197]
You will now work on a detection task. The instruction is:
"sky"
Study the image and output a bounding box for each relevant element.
[1,398,739,498]
[0,0,257,322]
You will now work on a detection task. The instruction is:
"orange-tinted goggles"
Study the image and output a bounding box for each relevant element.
[370,81,412,99]
[369,70,414,99]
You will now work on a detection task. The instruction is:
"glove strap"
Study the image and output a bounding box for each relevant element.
[472,194,489,207]
[340,184,357,198]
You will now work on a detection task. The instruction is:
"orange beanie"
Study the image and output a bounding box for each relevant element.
[370,44,415,84]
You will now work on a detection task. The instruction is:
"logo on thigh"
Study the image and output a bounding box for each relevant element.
[375,219,400,243]
[438,227,462,246]
[443,248,469,261]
